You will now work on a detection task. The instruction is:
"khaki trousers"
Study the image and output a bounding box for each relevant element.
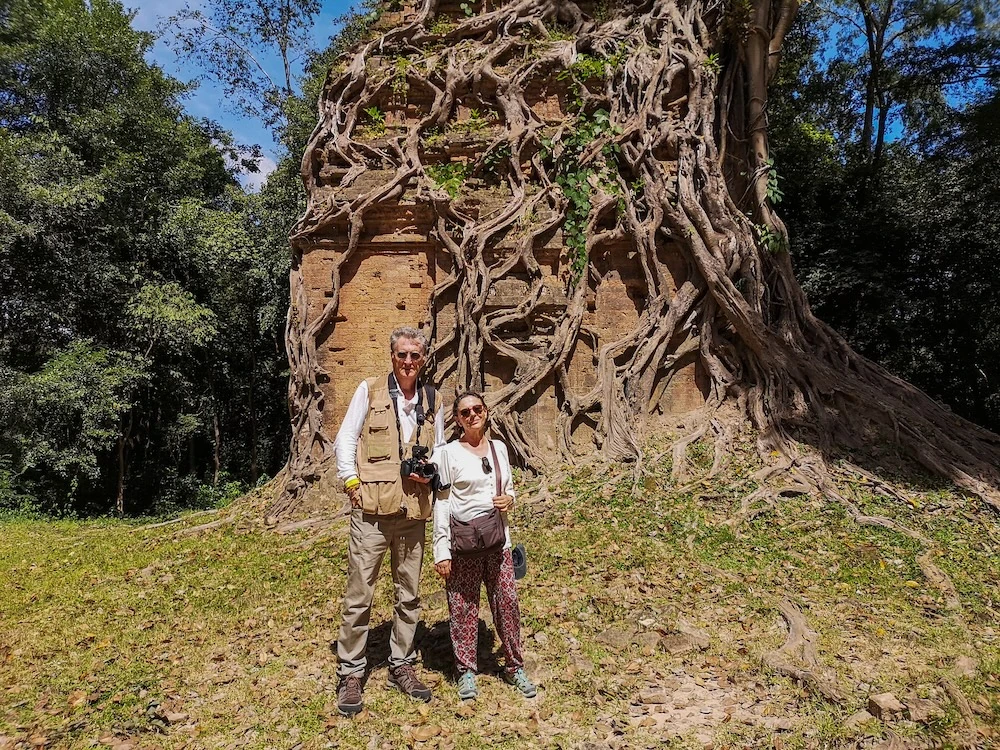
[337,509,426,678]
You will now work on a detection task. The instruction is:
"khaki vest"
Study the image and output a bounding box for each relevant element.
[356,375,439,520]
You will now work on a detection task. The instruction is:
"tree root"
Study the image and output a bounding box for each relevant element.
[272,516,342,535]
[942,678,981,745]
[173,515,236,538]
[762,598,846,705]
[271,0,1000,523]
[129,508,221,533]
[789,457,966,616]
[283,519,351,552]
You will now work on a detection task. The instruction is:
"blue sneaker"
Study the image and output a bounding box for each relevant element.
[503,668,536,698]
[457,670,478,700]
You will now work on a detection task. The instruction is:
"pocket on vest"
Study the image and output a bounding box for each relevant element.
[365,407,393,462]
[360,480,403,515]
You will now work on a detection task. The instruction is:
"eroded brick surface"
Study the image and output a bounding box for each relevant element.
[299,66,705,454]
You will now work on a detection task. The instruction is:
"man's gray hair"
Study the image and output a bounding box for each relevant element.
[389,326,429,355]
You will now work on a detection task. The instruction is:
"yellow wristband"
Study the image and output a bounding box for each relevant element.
[344,477,360,491]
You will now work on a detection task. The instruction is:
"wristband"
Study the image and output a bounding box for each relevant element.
[344,477,360,491]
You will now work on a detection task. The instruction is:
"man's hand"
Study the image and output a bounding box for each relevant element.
[493,494,514,512]
[434,560,451,579]
[347,485,362,509]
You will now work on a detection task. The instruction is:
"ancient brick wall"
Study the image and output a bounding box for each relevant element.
[299,7,708,461]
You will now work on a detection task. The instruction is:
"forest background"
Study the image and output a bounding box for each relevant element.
[2,0,999,518]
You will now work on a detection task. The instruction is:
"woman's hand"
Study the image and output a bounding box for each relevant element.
[493,494,514,512]
[435,560,452,580]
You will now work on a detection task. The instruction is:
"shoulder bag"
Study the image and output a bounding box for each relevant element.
[450,441,506,556]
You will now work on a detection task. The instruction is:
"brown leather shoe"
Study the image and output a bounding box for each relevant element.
[388,664,432,702]
[337,674,363,716]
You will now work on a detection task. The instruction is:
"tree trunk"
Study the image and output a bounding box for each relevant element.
[249,349,259,484]
[268,0,1000,520]
[116,411,133,517]
[211,383,221,487]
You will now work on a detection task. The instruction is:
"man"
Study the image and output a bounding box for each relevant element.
[332,326,445,716]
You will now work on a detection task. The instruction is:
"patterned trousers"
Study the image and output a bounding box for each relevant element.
[446,547,524,675]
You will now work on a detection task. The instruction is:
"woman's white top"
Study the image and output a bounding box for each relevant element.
[432,439,515,563]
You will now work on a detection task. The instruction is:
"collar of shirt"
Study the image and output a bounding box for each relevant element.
[398,393,418,417]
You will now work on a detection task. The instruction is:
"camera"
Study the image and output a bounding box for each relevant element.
[401,444,437,481]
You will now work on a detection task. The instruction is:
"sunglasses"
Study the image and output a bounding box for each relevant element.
[481,456,492,475]
[393,351,423,362]
[458,404,486,419]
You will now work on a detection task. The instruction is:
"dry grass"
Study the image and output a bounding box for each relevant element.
[2,435,999,749]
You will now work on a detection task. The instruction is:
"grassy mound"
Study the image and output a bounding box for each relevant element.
[1,435,998,749]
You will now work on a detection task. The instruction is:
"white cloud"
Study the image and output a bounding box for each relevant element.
[241,155,279,193]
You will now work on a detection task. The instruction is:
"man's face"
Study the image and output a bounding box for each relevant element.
[391,337,425,385]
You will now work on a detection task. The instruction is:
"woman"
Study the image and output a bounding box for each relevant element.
[432,391,536,701]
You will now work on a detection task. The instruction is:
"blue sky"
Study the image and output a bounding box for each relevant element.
[124,0,354,190]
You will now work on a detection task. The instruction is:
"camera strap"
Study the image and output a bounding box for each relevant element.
[387,374,426,460]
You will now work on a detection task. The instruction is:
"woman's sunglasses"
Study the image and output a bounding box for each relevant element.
[481,456,492,474]
[458,404,486,419]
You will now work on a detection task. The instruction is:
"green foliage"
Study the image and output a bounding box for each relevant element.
[755,223,787,254]
[0,0,290,515]
[326,0,381,59]
[481,143,511,175]
[817,0,999,162]
[391,56,410,96]
[702,52,722,74]
[162,0,322,133]
[429,18,455,35]
[557,50,626,111]
[459,1,476,17]
[126,283,218,355]
[559,170,593,280]
[770,6,1000,434]
[0,342,148,512]
[451,108,491,135]
[426,161,470,198]
[545,24,575,41]
[764,156,784,204]
[541,109,621,282]
[361,105,386,137]
[561,51,623,83]
[420,126,447,149]
[721,0,754,43]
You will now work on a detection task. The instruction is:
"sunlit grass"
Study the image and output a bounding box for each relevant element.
[1,434,998,748]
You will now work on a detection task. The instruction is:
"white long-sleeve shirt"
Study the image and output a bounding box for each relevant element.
[334,379,446,482]
[432,439,515,563]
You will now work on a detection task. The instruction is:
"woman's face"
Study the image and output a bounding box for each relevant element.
[456,396,488,434]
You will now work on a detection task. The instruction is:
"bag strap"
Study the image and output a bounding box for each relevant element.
[423,383,435,417]
[489,440,502,496]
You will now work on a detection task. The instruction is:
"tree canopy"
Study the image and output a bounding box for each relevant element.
[2,0,1000,518]
[0,0,289,515]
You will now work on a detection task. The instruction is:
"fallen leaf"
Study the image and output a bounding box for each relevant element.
[410,725,441,741]
[68,689,89,707]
